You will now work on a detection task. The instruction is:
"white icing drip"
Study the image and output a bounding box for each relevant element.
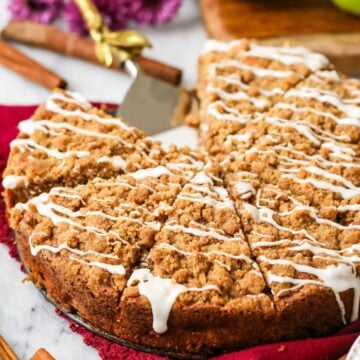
[285,86,360,119]
[259,256,360,323]
[266,112,351,144]
[266,116,321,145]
[156,242,253,269]
[322,142,357,162]
[11,139,90,159]
[2,175,28,189]
[243,203,318,243]
[277,204,360,231]
[204,41,328,72]
[163,222,243,242]
[46,97,133,133]
[177,193,232,209]
[253,238,360,264]
[234,181,256,199]
[28,232,118,258]
[17,193,130,240]
[70,257,126,276]
[213,60,294,78]
[315,70,341,82]
[18,119,127,140]
[224,132,251,146]
[243,44,329,72]
[251,239,293,248]
[50,91,91,109]
[203,39,245,53]
[50,187,85,203]
[127,268,219,333]
[276,102,360,128]
[259,87,285,96]
[215,74,249,90]
[252,143,359,170]
[305,165,359,190]
[130,166,173,180]
[338,204,360,212]
[46,202,161,231]
[207,101,254,123]
[97,155,127,170]
[191,171,212,185]
[207,84,268,109]
[281,173,360,200]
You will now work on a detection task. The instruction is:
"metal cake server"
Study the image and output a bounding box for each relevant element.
[118,60,190,134]
[76,0,191,135]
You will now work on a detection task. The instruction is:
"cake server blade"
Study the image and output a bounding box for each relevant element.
[117,60,191,135]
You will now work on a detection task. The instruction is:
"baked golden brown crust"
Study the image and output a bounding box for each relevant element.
[3,40,360,356]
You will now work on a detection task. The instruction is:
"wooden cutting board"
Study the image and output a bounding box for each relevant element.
[200,0,360,75]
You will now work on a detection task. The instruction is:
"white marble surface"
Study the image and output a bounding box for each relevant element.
[0,0,206,358]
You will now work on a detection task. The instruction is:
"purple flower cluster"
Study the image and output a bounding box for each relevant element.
[8,0,182,32]
[128,0,182,26]
[8,0,63,24]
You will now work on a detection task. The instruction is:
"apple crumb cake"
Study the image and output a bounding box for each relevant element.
[3,40,360,357]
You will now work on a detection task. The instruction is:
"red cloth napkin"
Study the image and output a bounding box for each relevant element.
[1,104,359,360]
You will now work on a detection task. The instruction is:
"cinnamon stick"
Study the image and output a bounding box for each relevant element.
[0,40,67,90]
[0,336,19,360]
[2,21,182,86]
[30,348,56,360]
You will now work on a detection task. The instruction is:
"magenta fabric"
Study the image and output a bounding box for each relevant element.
[0,104,359,360]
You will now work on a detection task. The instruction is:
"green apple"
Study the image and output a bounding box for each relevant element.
[332,0,360,16]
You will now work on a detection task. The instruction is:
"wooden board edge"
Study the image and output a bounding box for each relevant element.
[199,0,235,41]
[260,32,360,75]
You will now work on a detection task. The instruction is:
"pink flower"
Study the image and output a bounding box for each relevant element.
[64,0,130,35]
[129,0,182,25]
[8,0,64,24]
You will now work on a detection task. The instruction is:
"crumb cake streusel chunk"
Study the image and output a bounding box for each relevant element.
[224,165,360,325]
[197,40,330,154]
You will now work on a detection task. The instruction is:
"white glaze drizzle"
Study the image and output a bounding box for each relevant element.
[46,92,133,132]
[163,221,243,242]
[259,256,360,323]
[127,268,220,333]
[213,60,295,79]
[18,119,127,140]
[70,257,126,276]
[96,156,127,171]
[203,39,245,53]
[234,181,256,199]
[2,175,28,189]
[130,166,173,180]
[28,232,119,258]
[241,44,329,72]
[285,86,360,118]
[10,139,90,159]
[155,242,253,272]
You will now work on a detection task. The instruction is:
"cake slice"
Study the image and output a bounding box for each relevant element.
[223,162,360,332]
[3,41,360,356]
[120,163,275,353]
[197,40,330,154]
[10,151,205,335]
[2,89,180,209]
[221,68,360,214]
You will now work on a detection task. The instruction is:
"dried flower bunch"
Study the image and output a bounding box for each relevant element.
[8,0,182,32]
[9,0,64,23]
